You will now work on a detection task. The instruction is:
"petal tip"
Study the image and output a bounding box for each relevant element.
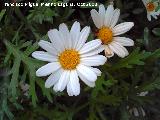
[31,52,36,58]
[99,4,104,8]
[45,83,50,88]
[36,70,41,77]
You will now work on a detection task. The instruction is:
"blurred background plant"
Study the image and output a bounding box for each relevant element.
[0,0,160,120]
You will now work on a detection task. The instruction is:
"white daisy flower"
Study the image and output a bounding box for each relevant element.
[32,21,107,96]
[142,0,160,21]
[90,4,134,58]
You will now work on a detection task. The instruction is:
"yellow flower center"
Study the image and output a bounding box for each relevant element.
[146,2,155,12]
[59,49,80,70]
[97,27,113,44]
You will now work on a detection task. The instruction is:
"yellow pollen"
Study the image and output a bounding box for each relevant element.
[97,27,113,45]
[59,49,80,70]
[146,2,155,12]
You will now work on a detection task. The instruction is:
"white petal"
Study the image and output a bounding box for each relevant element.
[152,13,158,19]
[53,83,59,92]
[90,9,102,28]
[77,64,97,82]
[48,29,64,52]
[77,69,95,87]
[55,70,70,92]
[104,45,114,58]
[90,67,101,76]
[99,4,106,27]
[70,21,81,49]
[38,40,58,55]
[99,4,106,16]
[79,39,102,54]
[104,5,114,27]
[147,13,151,21]
[36,62,61,77]
[142,0,147,5]
[32,51,58,62]
[59,23,72,49]
[82,80,95,87]
[68,70,80,96]
[45,69,62,88]
[67,82,74,96]
[114,37,134,46]
[109,41,129,58]
[81,55,107,66]
[80,45,104,58]
[113,22,134,36]
[110,9,120,28]
[75,26,90,50]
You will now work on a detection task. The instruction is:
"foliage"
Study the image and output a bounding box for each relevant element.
[0,0,160,120]
[152,28,160,37]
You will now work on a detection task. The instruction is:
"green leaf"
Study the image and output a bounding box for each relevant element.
[139,77,160,91]
[120,104,130,120]
[144,27,149,47]
[151,0,158,2]
[147,48,160,60]
[109,48,151,70]
[91,73,117,97]
[36,79,53,103]
[28,67,37,106]
[2,100,14,120]
[4,40,48,107]
[0,9,6,22]
[60,7,75,21]
[27,7,56,24]
[0,76,15,120]
[156,5,160,11]
[97,95,122,106]
[9,57,21,99]
[19,41,32,49]
[152,28,160,37]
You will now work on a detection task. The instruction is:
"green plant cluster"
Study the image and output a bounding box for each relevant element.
[0,0,160,120]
